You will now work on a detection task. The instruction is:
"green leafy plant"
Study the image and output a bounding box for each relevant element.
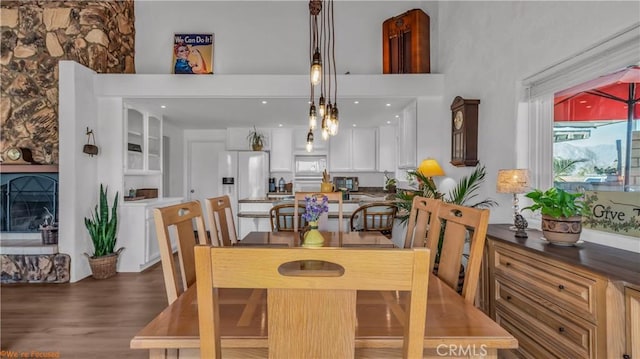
[396,164,497,223]
[84,184,119,257]
[247,126,265,148]
[523,187,588,218]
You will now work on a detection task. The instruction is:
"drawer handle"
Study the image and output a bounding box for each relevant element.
[622,354,630,359]
[558,284,565,290]
[505,262,511,267]
[506,295,512,300]
[558,327,565,333]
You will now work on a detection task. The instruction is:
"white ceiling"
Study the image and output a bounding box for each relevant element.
[125,97,414,130]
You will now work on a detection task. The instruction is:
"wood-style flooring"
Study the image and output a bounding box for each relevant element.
[1,263,167,358]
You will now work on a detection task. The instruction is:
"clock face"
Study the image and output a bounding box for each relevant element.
[6,148,21,161]
[454,110,464,130]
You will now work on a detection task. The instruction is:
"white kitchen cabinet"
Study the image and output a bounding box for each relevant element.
[124,106,163,174]
[352,128,377,171]
[294,128,328,152]
[227,127,271,151]
[270,128,293,171]
[329,128,377,172]
[117,197,183,272]
[397,102,417,169]
[378,125,396,172]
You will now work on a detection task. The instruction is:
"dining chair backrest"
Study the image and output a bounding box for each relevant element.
[205,195,237,246]
[269,203,306,231]
[153,201,209,304]
[349,201,397,236]
[293,192,343,232]
[403,196,442,249]
[194,246,430,359]
[425,201,490,304]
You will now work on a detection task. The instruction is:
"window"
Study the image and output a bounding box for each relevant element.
[552,66,638,193]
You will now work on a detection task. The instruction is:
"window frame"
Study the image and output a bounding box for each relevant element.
[519,23,640,251]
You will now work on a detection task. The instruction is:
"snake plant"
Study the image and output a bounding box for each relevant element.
[84,184,119,257]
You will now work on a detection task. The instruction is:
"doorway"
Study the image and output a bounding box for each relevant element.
[188,141,225,205]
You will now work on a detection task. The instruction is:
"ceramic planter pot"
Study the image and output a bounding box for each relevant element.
[541,215,582,246]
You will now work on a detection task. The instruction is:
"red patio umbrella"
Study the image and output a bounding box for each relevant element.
[554,65,640,190]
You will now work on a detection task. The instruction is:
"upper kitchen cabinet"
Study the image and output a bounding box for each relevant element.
[329,128,377,172]
[125,106,163,174]
[270,128,293,172]
[378,125,396,172]
[294,128,328,152]
[397,101,417,169]
[226,127,271,151]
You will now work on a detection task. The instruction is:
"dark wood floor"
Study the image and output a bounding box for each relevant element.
[1,263,167,358]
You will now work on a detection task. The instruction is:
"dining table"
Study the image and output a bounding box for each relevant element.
[130,231,517,358]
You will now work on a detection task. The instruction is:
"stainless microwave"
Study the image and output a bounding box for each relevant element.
[333,176,359,192]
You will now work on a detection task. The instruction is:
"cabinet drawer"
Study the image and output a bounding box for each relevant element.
[495,307,558,359]
[496,280,596,358]
[493,243,597,322]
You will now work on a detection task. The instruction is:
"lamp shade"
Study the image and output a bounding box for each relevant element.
[417,159,445,177]
[496,169,530,194]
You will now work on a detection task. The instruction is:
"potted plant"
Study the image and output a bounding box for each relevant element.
[384,172,397,194]
[247,126,265,151]
[84,184,123,279]
[523,187,589,246]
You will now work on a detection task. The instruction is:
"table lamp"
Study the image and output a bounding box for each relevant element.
[496,169,530,234]
[417,158,445,193]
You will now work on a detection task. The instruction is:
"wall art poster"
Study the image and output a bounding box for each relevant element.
[172,33,213,74]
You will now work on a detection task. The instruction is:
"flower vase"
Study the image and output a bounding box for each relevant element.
[302,221,324,247]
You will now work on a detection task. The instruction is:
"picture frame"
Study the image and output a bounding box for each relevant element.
[172,33,214,74]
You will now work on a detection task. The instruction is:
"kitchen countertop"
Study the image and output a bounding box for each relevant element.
[121,197,184,207]
[239,191,394,204]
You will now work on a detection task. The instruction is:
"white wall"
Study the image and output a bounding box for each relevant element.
[59,61,100,282]
[135,1,439,75]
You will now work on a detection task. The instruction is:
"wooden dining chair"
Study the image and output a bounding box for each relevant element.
[269,203,306,231]
[349,201,397,237]
[195,246,430,359]
[425,202,490,304]
[153,201,209,304]
[403,196,442,249]
[293,192,343,232]
[205,195,238,246]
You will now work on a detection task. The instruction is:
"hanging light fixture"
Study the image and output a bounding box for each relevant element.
[306,128,314,152]
[308,0,339,144]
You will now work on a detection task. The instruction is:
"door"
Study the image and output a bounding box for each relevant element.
[188,141,225,205]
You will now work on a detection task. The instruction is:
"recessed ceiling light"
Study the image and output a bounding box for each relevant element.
[386,120,391,124]
[160,105,166,109]
[352,124,357,127]
[278,124,283,127]
[586,105,592,109]
[353,100,359,104]
[395,115,400,118]
[579,100,587,104]
[386,103,391,107]
[261,100,268,104]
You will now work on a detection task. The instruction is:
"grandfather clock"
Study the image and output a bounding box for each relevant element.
[450,96,480,167]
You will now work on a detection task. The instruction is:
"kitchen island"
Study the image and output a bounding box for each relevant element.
[237,190,395,239]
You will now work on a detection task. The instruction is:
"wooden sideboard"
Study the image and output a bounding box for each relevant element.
[484,224,639,359]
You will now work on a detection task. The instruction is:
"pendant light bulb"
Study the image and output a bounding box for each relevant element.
[321,127,329,140]
[310,49,322,86]
[309,103,317,130]
[328,105,339,136]
[318,96,326,118]
[306,128,314,152]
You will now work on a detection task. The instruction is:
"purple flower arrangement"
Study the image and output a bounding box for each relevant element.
[302,195,329,223]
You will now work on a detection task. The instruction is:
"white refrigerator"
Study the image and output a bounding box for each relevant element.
[218,151,270,208]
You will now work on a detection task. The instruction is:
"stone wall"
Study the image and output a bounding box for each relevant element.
[0,1,135,164]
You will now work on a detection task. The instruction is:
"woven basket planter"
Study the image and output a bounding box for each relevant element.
[84,248,123,279]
